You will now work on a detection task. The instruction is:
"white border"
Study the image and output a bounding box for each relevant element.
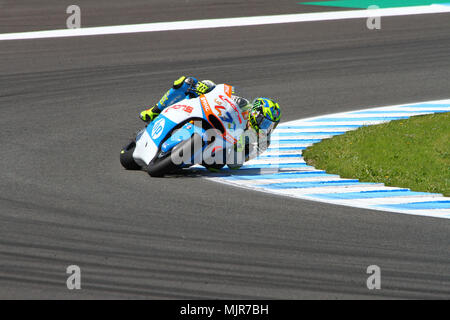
[1,5,450,41]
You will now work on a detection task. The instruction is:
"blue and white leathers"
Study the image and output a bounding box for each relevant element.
[132,84,246,170]
[155,77,199,112]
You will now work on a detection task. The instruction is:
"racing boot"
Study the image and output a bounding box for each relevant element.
[139,105,160,123]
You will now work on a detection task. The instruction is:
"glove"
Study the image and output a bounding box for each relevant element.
[195,80,216,95]
[139,105,160,123]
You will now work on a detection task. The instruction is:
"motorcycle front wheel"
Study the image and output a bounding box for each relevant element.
[147,133,203,177]
[120,140,141,170]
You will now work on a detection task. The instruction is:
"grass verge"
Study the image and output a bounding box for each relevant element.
[303,112,450,196]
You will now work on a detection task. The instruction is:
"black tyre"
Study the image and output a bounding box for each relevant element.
[147,133,203,177]
[203,163,225,171]
[120,140,141,170]
[201,132,226,171]
[202,149,226,171]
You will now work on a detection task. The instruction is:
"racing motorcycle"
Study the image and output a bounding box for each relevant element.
[120,84,247,177]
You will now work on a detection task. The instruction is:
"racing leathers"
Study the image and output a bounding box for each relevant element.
[139,76,273,168]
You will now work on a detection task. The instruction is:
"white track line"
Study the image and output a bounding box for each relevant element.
[1,5,450,41]
[206,99,450,219]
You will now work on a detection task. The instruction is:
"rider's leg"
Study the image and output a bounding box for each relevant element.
[140,76,198,122]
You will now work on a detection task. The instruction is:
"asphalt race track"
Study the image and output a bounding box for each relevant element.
[0,1,449,299]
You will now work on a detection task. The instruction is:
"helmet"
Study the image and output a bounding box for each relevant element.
[249,98,281,133]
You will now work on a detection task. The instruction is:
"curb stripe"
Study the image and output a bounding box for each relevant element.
[398,103,450,108]
[278,125,361,129]
[350,110,449,114]
[259,180,362,189]
[309,190,435,199]
[223,172,332,180]
[274,139,321,144]
[377,201,450,210]
[241,163,310,169]
[307,116,410,121]
[205,98,450,219]
[267,147,306,151]
[257,154,303,158]
[273,131,346,136]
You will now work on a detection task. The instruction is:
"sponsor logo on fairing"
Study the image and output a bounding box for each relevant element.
[151,118,166,139]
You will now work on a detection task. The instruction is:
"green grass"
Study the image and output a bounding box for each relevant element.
[303,112,450,196]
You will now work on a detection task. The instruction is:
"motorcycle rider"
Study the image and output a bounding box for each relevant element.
[139,76,281,167]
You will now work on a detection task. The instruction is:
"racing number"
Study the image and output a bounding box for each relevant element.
[214,105,226,116]
[214,105,235,128]
[219,95,242,124]
[221,112,235,125]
